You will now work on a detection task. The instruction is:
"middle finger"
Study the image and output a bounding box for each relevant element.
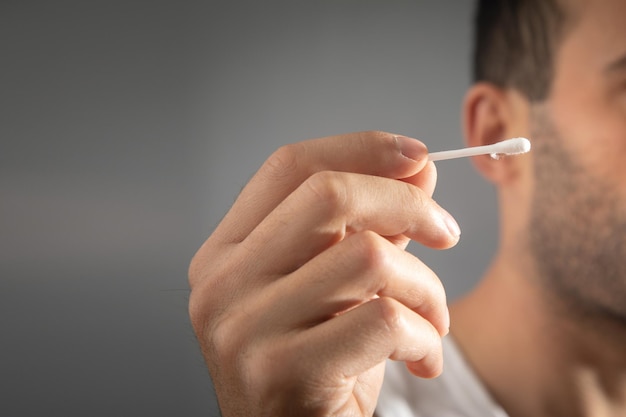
[239,171,460,278]
[261,230,450,337]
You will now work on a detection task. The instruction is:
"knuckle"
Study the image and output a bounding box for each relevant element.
[191,296,285,401]
[187,292,205,333]
[405,182,427,209]
[188,287,220,341]
[357,130,395,153]
[375,130,398,149]
[187,238,223,289]
[262,143,301,180]
[360,130,392,143]
[187,258,239,339]
[210,316,238,361]
[187,249,205,289]
[206,313,251,371]
[374,297,405,334]
[351,231,391,279]
[304,171,348,211]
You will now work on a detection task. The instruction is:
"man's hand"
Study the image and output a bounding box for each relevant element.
[188,131,461,417]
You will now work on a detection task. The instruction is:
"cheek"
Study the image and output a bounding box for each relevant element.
[549,97,626,189]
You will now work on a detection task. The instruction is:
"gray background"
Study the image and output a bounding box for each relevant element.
[1,1,495,416]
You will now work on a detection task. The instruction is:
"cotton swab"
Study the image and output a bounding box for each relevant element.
[428,137,531,162]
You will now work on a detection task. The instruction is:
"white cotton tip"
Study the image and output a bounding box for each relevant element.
[493,137,531,156]
[428,137,531,162]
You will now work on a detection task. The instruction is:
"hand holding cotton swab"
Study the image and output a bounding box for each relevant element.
[428,137,531,162]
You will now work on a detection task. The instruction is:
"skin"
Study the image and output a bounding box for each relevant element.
[189,0,626,416]
[452,0,626,416]
[188,131,460,417]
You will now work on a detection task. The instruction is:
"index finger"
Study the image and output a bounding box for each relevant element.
[212,131,432,244]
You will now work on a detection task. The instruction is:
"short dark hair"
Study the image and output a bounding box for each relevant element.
[473,0,568,101]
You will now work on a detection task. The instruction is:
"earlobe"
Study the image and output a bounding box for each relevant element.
[462,83,525,184]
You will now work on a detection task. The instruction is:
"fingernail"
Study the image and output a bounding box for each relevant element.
[441,208,461,238]
[395,135,427,161]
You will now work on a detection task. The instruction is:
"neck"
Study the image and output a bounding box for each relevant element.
[450,252,626,417]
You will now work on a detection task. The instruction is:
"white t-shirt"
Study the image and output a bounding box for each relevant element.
[376,336,510,417]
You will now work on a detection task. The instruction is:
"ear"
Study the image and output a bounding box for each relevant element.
[462,82,529,184]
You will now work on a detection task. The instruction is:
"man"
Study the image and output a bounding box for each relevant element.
[188,0,626,415]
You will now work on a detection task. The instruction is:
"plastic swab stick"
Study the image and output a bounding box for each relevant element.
[428,137,531,162]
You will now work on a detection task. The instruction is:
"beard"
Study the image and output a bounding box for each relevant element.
[528,105,626,326]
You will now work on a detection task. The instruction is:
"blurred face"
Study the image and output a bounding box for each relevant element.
[528,0,626,322]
